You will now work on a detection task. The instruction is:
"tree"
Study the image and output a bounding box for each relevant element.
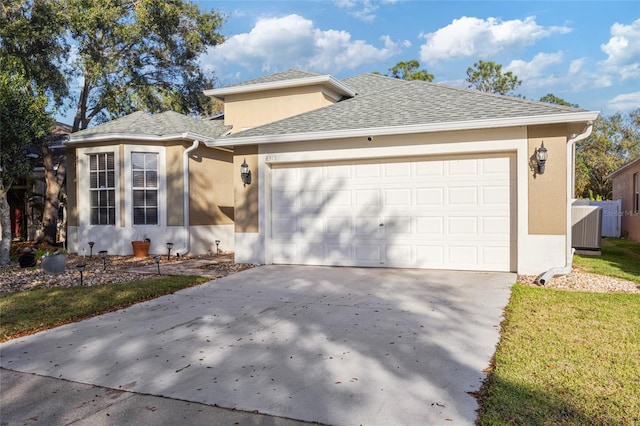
[0,0,69,104]
[67,0,225,131]
[2,0,225,245]
[466,60,521,95]
[0,73,54,265]
[575,109,640,200]
[388,60,434,82]
[1,0,67,250]
[539,93,579,108]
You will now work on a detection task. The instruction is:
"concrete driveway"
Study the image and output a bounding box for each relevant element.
[0,265,514,425]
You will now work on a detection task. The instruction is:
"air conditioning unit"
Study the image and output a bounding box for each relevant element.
[572,205,602,251]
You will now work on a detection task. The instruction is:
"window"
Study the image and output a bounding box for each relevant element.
[132,152,158,225]
[89,152,116,225]
[634,172,639,214]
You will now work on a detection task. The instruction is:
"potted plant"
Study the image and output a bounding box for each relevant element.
[37,248,69,274]
[131,235,151,258]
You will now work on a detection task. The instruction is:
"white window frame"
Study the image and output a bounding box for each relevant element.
[131,152,159,225]
[123,145,166,229]
[77,146,120,229]
[88,152,117,225]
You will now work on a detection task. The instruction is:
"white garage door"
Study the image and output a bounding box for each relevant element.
[270,154,515,271]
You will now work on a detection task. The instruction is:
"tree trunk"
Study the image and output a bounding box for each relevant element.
[38,146,66,245]
[0,180,12,266]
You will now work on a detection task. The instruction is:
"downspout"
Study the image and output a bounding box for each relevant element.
[176,138,200,257]
[536,123,594,285]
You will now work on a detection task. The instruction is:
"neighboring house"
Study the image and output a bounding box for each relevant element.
[5,122,71,242]
[608,156,640,241]
[66,70,599,275]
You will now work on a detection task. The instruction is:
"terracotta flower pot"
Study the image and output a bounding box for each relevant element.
[131,241,151,258]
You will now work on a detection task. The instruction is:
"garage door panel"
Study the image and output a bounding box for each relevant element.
[482,185,511,205]
[271,154,514,271]
[384,188,412,206]
[355,245,382,263]
[415,161,444,176]
[448,216,478,235]
[415,216,444,235]
[448,187,478,205]
[355,189,381,207]
[355,163,381,179]
[415,245,445,266]
[382,216,412,234]
[448,159,478,176]
[356,217,382,235]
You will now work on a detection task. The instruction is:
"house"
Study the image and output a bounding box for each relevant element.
[66,70,599,275]
[608,156,640,241]
[5,122,71,242]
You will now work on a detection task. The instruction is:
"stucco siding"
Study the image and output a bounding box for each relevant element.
[224,85,335,132]
[234,145,260,233]
[165,144,184,226]
[527,125,567,235]
[188,145,234,226]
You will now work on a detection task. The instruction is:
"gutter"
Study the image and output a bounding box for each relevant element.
[175,138,201,257]
[204,111,601,148]
[536,123,594,285]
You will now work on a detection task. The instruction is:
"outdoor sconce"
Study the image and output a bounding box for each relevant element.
[240,159,252,187]
[166,242,173,260]
[535,141,548,175]
[76,263,86,286]
[88,241,95,257]
[215,240,220,255]
[99,250,108,271]
[154,255,161,275]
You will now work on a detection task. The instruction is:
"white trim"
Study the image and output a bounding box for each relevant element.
[206,111,600,148]
[76,146,121,233]
[123,145,167,230]
[67,132,215,145]
[204,75,356,99]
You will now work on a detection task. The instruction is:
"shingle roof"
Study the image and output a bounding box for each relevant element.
[230,77,589,138]
[340,73,409,96]
[224,69,321,88]
[70,111,230,141]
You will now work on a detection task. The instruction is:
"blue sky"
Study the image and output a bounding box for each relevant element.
[195,0,640,115]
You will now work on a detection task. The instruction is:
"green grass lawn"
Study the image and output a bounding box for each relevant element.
[574,238,640,283]
[0,275,208,341]
[479,238,640,425]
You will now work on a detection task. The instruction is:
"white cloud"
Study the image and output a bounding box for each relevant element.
[569,58,584,74]
[600,19,640,80]
[333,0,398,23]
[505,51,564,81]
[607,92,640,111]
[419,16,571,64]
[202,14,406,77]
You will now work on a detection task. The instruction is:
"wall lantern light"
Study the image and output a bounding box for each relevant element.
[240,159,252,187]
[535,141,548,175]
[166,242,173,260]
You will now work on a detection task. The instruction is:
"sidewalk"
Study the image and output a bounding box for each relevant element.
[1,367,315,425]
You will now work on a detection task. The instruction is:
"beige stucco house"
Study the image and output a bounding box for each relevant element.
[608,156,640,241]
[66,69,599,275]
